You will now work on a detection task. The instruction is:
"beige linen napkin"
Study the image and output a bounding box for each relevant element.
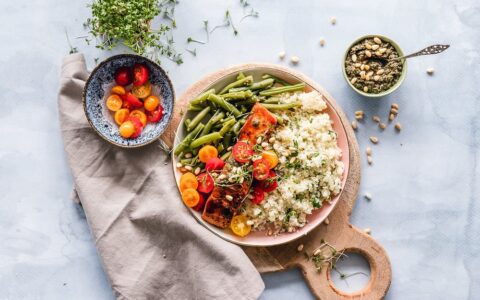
[58,53,264,300]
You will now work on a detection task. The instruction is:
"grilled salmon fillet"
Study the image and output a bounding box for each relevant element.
[202,103,277,228]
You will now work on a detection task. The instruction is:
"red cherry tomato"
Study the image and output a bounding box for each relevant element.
[146,104,163,123]
[115,67,132,86]
[128,116,144,138]
[232,141,253,163]
[197,173,214,194]
[205,157,225,172]
[132,64,149,87]
[253,158,270,180]
[121,92,143,108]
[252,186,265,204]
[259,170,278,193]
[193,193,206,211]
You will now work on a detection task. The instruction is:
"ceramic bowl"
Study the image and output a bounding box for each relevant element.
[342,34,407,98]
[172,64,350,247]
[83,54,175,148]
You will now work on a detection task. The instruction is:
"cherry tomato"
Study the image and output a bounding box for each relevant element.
[192,193,206,212]
[252,186,265,204]
[253,158,270,180]
[146,104,163,123]
[143,95,160,112]
[114,67,132,86]
[198,145,218,163]
[127,116,144,138]
[259,170,278,193]
[129,110,147,127]
[121,92,143,108]
[182,188,200,208]
[106,94,123,111]
[114,108,130,125]
[132,64,149,87]
[197,173,214,194]
[180,172,198,192]
[119,120,135,138]
[261,150,279,169]
[230,215,251,237]
[205,157,225,172]
[232,141,253,163]
[132,82,151,99]
[111,85,126,95]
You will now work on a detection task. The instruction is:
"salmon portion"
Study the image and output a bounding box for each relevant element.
[202,104,277,228]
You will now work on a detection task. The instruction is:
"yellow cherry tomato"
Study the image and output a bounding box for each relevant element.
[106,94,123,112]
[181,188,200,208]
[144,95,160,112]
[230,215,251,237]
[111,85,126,95]
[261,150,279,169]
[114,108,130,125]
[119,120,135,138]
[198,145,218,163]
[132,82,152,99]
[129,110,147,127]
[180,172,198,192]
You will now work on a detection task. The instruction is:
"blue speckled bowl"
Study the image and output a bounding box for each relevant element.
[83,54,175,148]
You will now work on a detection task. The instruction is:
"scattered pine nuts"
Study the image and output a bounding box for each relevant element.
[355,110,364,120]
[395,122,402,131]
[371,44,379,50]
[278,51,286,59]
[373,37,382,44]
[372,115,381,123]
[184,153,192,158]
[391,103,399,110]
[379,123,387,130]
[194,167,201,175]
[365,50,372,57]
[367,156,373,165]
[176,162,183,168]
[426,67,435,75]
[364,192,372,201]
[324,218,330,225]
[297,244,304,252]
[185,165,193,171]
[391,108,398,115]
[290,56,300,64]
[366,147,372,156]
[364,228,372,235]
[319,38,325,46]
[363,86,369,93]
[389,113,395,121]
[351,121,358,130]
[352,54,357,62]
[313,248,322,256]
[370,136,379,144]
[330,16,337,25]
[225,195,233,201]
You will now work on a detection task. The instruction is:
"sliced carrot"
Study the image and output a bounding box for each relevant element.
[180,172,198,192]
[182,188,200,208]
[198,145,218,163]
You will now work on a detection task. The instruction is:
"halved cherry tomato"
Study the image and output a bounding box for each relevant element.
[197,173,214,194]
[111,85,126,95]
[180,172,198,192]
[193,193,206,211]
[119,120,135,138]
[253,158,270,180]
[144,95,160,112]
[132,64,149,87]
[146,104,163,123]
[114,108,130,125]
[205,157,225,172]
[106,94,123,111]
[232,141,253,163]
[182,188,200,208]
[132,82,151,99]
[259,170,278,193]
[121,92,143,108]
[127,116,143,138]
[115,67,132,86]
[252,186,265,204]
[230,215,251,237]
[129,110,147,127]
[261,150,279,169]
[199,145,218,163]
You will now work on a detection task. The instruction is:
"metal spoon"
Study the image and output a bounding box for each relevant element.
[374,44,450,65]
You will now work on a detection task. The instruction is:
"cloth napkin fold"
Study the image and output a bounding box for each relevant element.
[58,53,264,300]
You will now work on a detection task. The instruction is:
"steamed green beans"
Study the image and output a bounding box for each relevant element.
[189,89,215,106]
[187,106,210,131]
[259,83,306,96]
[174,123,205,155]
[262,102,301,110]
[207,94,241,117]
[190,132,223,149]
[201,111,225,136]
[219,75,253,94]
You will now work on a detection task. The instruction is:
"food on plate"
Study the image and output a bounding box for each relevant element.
[174,73,344,237]
[105,64,164,138]
[182,188,200,208]
[345,36,403,94]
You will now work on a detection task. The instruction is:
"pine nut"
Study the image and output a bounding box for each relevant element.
[395,123,402,131]
[330,16,337,25]
[365,75,370,81]
[373,37,382,44]
[371,44,379,50]
[355,114,363,120]
[379,123,387,130]
[365,50,372,57]
[360,64,365,71]
[426,67,435,75]
[319,38,325,46]
[370,136,379,144]
[364,192,372,200]
[278,51,286,59]
[184,153,192,158]
[313,249,322,256]
[367,71,374,77]
[351,78,357,84]
[324,218,330,225]
[367,156,373,165]
[363,86,369,93]
[194,167,201,175]
[176,162,183,168]
[366,147,372,155]
[225,195,233,201]
[389,113,395,121]
[376,69,384,75]
[351,121,358,130]
[375,50,382,56]
[364,228,372,235]
[379,47,387,53]
[366,44,372,50]
[256,136,262,144]
[269,137,276,143]
[372,116,380,123]
[354,63,361,67]
[364,65,370,71]
[373,75,380,81]
[391,103,399,110]
[352,54,357,62]
[355,110,364,115]
[297,244,304,252]
[391,107,398,115]
[185,165,193,171]
[291,56,300,64]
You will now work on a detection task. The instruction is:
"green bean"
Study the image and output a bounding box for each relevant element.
[207,94,241,117]
[262,98,279,104]
[223,132,232,150]
[236,72,245,80]
[184,118,191,128]
[180,158,193,165]
[220,151,231,161]
[187,106,211,131]
[259,83,306,96]
[231,121,243,135]
[249,78,275,90]
[190,132,223,149]
[262,102,301,110]
[272,113,284,125]
[261,74,291,86]
[219,118,236,136]
[217,143,224,153]
[219,75,253,94]
[190,88,215,106]
[188,104,203,112]
[220,115,235,124]
[222,90,254,100]
[228,86,249,93]
[192,148,199,156]
[174,123,205,155]
[201,111,225,136]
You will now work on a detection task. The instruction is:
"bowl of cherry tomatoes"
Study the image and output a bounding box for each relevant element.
[83,54,174,148]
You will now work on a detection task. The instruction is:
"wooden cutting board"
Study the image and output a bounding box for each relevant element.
[162,63,391,300]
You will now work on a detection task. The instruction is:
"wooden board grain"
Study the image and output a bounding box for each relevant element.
[162,63,392,300]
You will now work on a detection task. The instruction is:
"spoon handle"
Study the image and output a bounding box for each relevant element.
[398,44,450,60]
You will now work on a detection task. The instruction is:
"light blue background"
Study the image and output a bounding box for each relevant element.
[1,0,479,299]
